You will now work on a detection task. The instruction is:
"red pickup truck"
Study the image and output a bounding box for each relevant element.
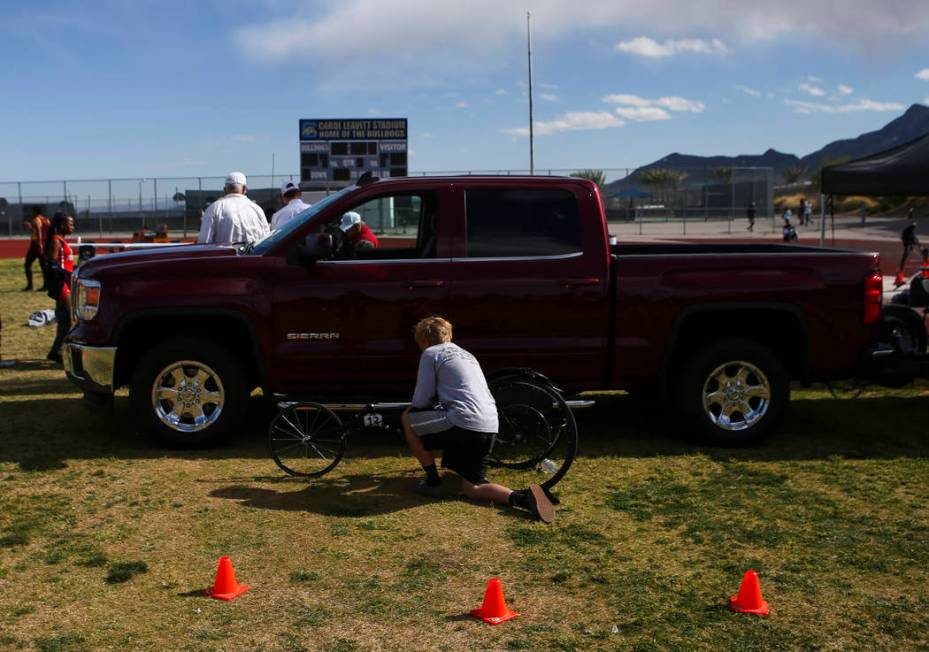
[63,175,886,446]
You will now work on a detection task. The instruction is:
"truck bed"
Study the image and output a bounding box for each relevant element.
[613,242,856,256]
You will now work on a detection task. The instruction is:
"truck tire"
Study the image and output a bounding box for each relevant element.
[880,305,927,356]
[130,336,248,447]
[674,338,788,446]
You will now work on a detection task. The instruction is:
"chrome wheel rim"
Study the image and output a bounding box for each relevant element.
[151,361,224,433]
[702,361,770,431]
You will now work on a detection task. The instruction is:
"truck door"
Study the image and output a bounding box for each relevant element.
[271,187,453,393]
[446,184,610,386]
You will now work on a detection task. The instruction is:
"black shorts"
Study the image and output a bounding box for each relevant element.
[419,426,494,485]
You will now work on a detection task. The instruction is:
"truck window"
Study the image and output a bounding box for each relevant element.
[325,191,439,260]
[464,188,582,258]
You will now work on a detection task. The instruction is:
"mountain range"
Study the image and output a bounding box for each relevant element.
[607,103,929,192]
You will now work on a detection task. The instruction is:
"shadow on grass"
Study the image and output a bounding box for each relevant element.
[0,392,926,471]
[209,471,428,516]
[0,375,81,397]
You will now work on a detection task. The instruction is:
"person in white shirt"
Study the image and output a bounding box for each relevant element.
[270,181,311,231]
[197,171,270,245]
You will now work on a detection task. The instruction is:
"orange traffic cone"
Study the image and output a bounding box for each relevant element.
[470,577,519,625]
[206,556,249,601]
[895,271,907,287]
[729,570,769,615]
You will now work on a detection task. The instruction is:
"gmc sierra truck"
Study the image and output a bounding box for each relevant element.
[63,175,887,446]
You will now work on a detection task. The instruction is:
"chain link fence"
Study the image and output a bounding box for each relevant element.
[0,167,775,238]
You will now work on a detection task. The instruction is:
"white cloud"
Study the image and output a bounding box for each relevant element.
[419,132,433,138]
[916,69,929,80]
[807,75,823,82]
[615,35,729,58]
[736,85,761,97]
[367,108,383,115]
[236,1,929,71]
[837,84,854,96]
[602,94,705,113]
[540,93,559,102]
[601,93,652,107]
[494,88,507,95]
[614,106,671,122]
[785,98,905,113]
[504,111,624,137]
[454,101,469,109]
[799,82,826,97]
[657,96,705,112]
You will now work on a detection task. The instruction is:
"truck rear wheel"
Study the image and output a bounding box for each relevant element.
[675,338,788,446]
[130,337,247,447]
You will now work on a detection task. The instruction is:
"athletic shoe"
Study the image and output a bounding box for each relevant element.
[414,479,444,499]
[511,484,555,524]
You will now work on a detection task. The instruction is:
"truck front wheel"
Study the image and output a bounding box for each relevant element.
[130,337,248,447]
[675,338,788,446]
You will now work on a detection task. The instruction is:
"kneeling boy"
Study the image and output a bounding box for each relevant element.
[401,316,554,523]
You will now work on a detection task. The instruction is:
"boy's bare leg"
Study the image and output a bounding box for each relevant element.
[401,410,435,467]
[461,480,512,505]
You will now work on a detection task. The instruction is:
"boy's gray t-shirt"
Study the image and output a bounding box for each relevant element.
[411,343,499,433]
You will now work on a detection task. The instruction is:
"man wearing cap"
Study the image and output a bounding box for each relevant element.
[270,181,311,231]
[198,172,270,245]
[340,211,380,252]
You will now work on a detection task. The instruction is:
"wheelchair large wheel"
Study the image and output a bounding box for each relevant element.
[268,402,346,478]
[488,379,578,492]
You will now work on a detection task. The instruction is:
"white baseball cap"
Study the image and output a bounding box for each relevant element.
[280,180,300,197]
[225,171,247,186]
[339,211,362,232]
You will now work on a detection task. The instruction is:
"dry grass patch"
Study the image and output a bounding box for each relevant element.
[1,258,929,649]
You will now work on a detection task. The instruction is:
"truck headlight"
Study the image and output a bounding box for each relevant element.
[75,279,101,321]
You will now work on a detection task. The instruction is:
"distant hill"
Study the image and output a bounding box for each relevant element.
[799,103,929,173]
[606,103,929,195]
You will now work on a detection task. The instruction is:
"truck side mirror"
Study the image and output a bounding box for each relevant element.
[296,233,333,264]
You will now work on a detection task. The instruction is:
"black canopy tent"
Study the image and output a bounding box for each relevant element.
[821,131,929,196]
[818,131,929,245]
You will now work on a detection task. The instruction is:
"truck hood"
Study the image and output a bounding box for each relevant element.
[77,244,239,278]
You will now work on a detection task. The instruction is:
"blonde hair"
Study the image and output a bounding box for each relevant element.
[414,316,453,347]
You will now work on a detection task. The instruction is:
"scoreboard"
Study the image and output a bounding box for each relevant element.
[299,118,408,190]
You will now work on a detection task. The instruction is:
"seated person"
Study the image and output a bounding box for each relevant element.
[340,211,380,252]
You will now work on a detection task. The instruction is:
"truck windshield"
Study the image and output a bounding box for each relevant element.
[249,185,358,255]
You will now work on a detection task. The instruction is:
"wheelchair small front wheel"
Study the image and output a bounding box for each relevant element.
[268,402,346,478]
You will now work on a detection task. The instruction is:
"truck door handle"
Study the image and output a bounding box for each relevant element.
[409,279,445,288]
[558,277,599,287]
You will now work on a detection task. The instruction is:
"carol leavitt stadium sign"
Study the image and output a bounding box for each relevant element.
[299,118,408,190]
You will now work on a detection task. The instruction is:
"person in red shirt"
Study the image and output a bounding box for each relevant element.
[45,212,75,364]
[339,211,379,252]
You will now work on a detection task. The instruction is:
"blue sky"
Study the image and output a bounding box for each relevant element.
[4,0,929,181]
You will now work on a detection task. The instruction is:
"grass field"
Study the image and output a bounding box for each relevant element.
[1,258,929,651]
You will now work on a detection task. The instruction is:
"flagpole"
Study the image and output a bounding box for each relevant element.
[527,11,535,175]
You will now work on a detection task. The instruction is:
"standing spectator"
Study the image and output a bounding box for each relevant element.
[45,212,75,364]
[803,199,813,226]
[798,198,806,225]
[198,172,270,245]
[746,202,756,232]
[897,209,921,284]
[782,207,793,226]
[270,181,311,231]
[22,206,49,291]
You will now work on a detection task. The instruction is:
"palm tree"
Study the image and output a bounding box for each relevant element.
[570,169,607,188]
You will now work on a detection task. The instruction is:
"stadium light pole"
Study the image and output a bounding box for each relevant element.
[527,11,534,175]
